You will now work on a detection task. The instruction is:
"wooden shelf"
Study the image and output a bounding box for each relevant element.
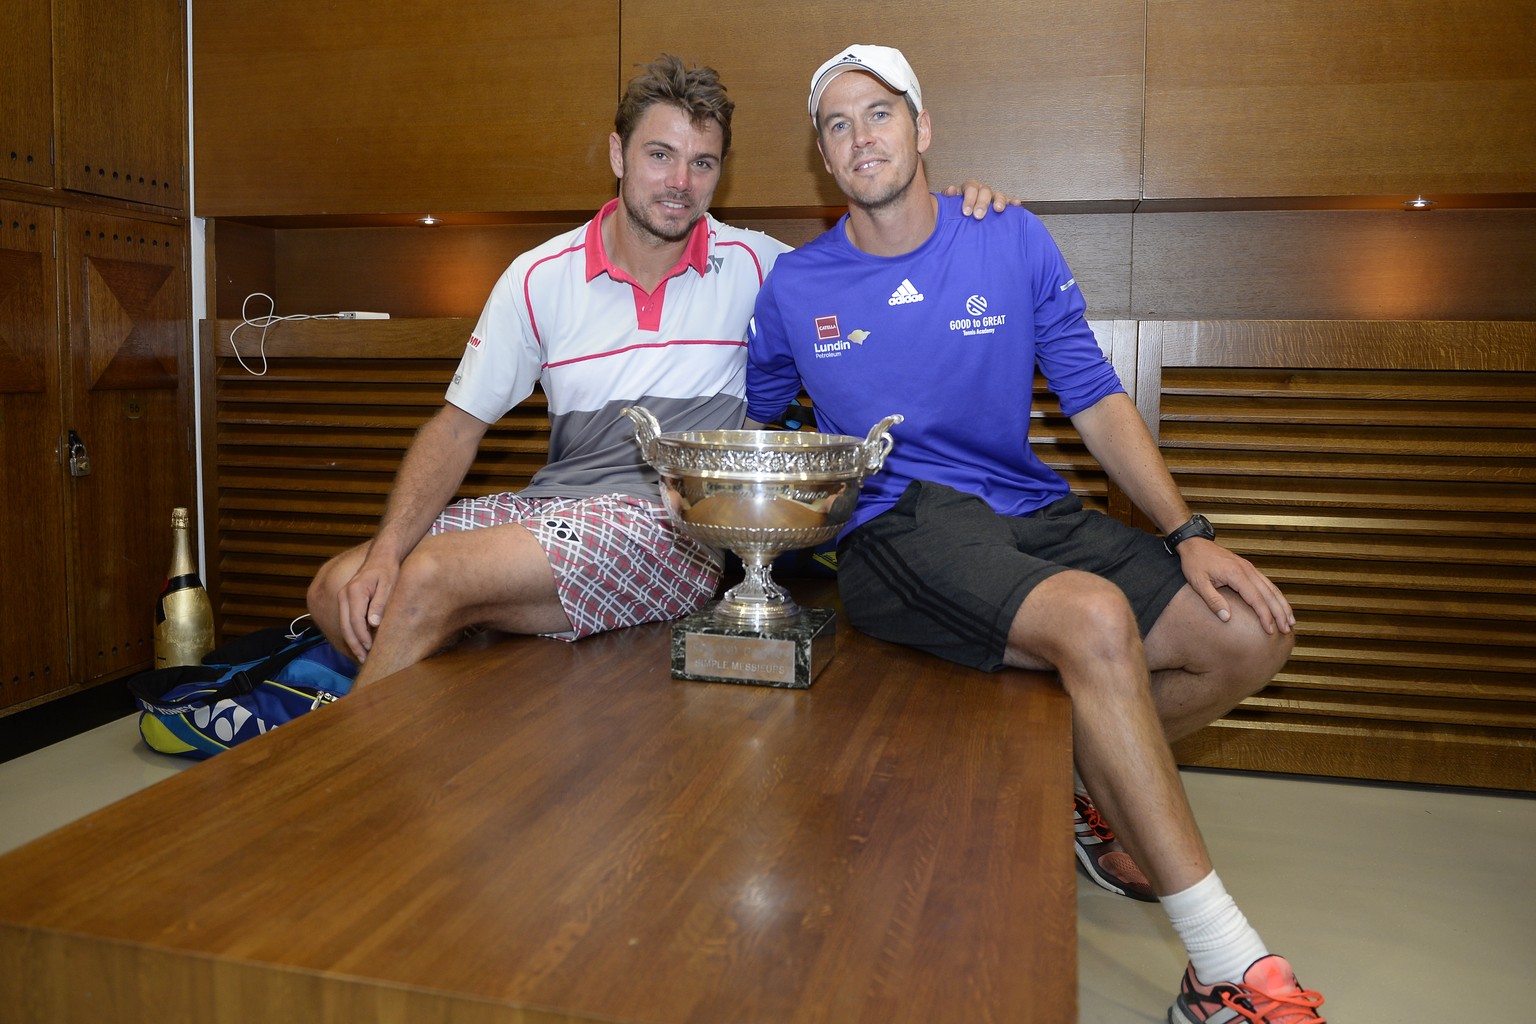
[206,317,475,360]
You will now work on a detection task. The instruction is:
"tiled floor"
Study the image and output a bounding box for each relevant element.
[2,714,1532,1021]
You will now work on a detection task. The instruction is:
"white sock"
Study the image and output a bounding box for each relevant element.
[1161,870,1269,983]
[1073,769,1088,797]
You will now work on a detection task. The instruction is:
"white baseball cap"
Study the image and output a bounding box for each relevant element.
[807,44,923,122]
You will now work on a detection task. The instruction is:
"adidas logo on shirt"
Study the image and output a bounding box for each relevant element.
[888,279,924,305]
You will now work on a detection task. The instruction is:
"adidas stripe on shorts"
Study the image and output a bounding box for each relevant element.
[837,480,1186,671]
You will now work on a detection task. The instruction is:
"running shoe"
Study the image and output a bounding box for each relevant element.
[1073,792,1157,901]
[1168,954,1326,1024]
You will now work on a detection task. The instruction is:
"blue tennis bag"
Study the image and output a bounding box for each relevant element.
[129,625,357,759]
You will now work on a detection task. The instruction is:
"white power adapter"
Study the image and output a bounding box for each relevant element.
[337,311,391,320]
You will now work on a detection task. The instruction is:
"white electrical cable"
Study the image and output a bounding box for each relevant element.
[228,294,388,376]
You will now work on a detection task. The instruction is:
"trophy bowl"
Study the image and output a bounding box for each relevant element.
[624,406,902,628]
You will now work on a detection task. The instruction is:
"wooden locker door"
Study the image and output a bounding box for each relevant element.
[0,0,54,188]
[0,201,69,709]
[55,0,188,210]
[62,209,191,685]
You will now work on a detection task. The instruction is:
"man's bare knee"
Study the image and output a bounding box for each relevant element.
[1229,610,1296,692]
[382,545,457,633]
[307,546,363,625]
[1010,571,1144,685]
[306,557,339,615]
[1153,587,1290,669]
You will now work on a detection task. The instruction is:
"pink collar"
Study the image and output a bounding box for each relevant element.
[584,197,710,287]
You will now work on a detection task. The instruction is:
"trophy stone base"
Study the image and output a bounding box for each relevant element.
[670,606,837,689]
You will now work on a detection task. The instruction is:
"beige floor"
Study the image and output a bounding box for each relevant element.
[2,714,1532,1021]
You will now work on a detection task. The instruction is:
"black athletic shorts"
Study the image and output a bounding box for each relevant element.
[837,480,1187,672]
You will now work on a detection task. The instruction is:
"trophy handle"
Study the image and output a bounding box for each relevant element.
[861,414,904,472]
[622,405,662,461]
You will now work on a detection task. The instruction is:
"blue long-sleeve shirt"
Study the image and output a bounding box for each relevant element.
[747,196,1124,535]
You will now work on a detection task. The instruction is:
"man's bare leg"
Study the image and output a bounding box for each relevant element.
[1144,585,1296,742]
[309,524,570,686]
[1005,569,1212,894]
[1010,573,1325,1012]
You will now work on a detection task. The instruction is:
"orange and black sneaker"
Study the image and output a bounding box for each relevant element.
[1073,792,1157,901]
[1168,954,1326,1024]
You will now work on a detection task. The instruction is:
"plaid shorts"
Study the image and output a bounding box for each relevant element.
[430,493,722,641]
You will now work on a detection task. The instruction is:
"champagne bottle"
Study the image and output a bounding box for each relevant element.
[154,506,215,668]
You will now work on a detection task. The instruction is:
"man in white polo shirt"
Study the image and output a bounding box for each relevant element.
[306,54,1007,686]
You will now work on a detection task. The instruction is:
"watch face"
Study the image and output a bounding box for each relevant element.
[1165,514,1215,553]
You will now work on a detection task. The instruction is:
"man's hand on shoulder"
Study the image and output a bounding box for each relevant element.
[942,179,1026,219]
[1175,538,1296,636]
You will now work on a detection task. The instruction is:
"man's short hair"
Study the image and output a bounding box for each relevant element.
[615,55,734,159]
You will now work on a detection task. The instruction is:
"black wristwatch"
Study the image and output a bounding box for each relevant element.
[1163,514,1215,555]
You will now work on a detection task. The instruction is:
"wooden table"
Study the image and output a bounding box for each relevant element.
[0,587,1075,1023]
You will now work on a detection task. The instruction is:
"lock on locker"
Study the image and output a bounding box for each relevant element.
[66,429,91,477]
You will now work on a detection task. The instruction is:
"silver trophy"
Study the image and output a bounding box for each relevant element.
[624,406,901,688]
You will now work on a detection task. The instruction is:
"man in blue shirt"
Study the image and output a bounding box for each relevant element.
[747,44,1326,1024]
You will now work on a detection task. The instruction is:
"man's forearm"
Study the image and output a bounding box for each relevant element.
[1070,393,1189,534]
[369,404,488,565]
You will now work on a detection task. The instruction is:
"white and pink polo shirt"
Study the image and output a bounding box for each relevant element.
[446,198,790,501]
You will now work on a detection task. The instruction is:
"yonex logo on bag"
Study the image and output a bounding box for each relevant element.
[133,627,356,760]
[888,279,924,305]
[192,698,271,744]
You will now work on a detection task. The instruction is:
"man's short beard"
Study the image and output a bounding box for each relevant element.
[846,161,920,213]
[621,190,699,244]
[851,177,913,213]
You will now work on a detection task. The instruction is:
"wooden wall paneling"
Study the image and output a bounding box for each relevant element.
[621,0,1145,208]
[1148,321,1536,791]
[1150,320,1536,373]
[55,0,187,210]
[1130,209,1536,320]
[0,201,69,710]
[206,219,276,320]
[63,210,191,684]
[271,220,586,319]
[205,318,550,635]
[0,0,53,188]
[1144,0,1536,200]
[1040,213,1133,319]
[719,216,838,252]
[193,1,620,217]
[262,214,1127,323]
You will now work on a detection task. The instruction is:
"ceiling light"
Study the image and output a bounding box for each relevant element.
[1402,196,1437,210]
[418,214,440,225]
